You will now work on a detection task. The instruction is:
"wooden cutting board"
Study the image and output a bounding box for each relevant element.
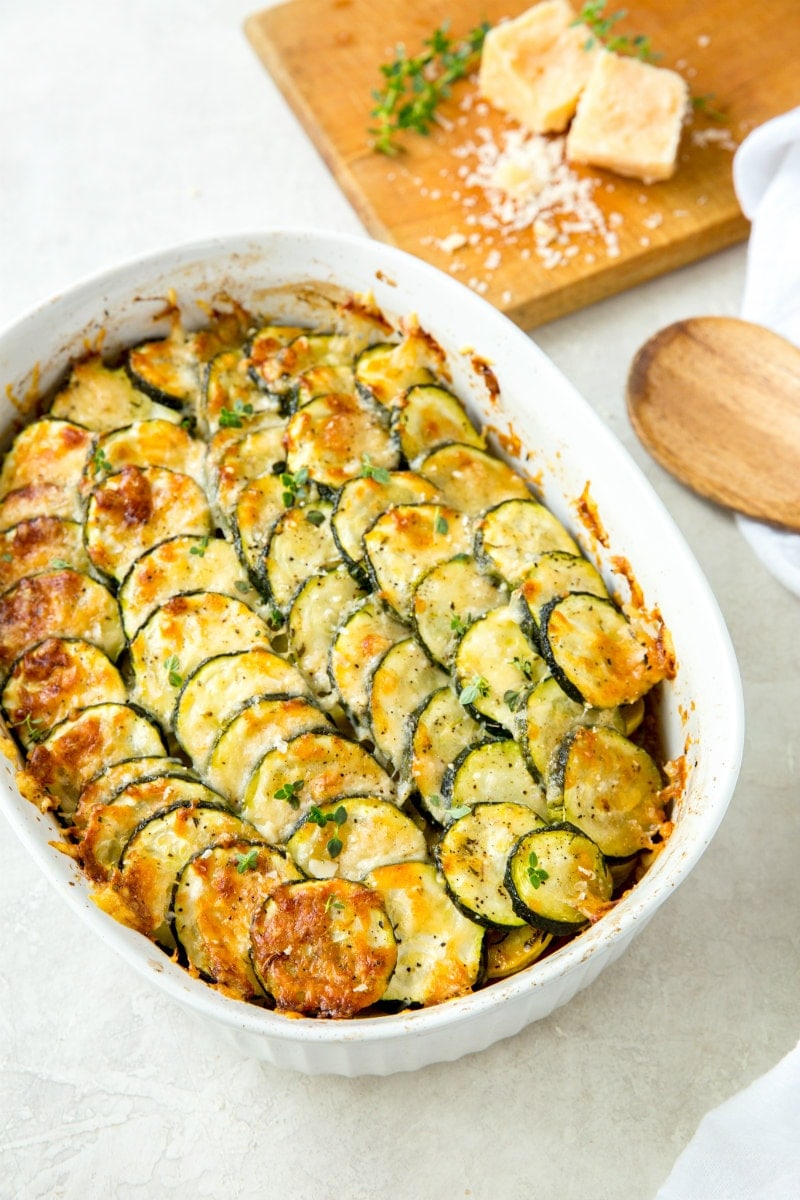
[246,0,799,328]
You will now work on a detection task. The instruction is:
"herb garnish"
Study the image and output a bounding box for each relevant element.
[274,779,305,809]
[459,674,489,706]
[526,850,549,890]
[218,398,254,429]
[164,654,182,688]
[190,535,210,557]
[92,446,112,476]
[307,804,348,858]
[450,613,468,636]
[573,3,659,61]
[281,467,310,508]
[360,454,391,484]
[12,713,47,744]
[305,509,326,527]
[434,509,449,535]
[235,848,259,873]
[369,21,490,156]
[50,558,72,570]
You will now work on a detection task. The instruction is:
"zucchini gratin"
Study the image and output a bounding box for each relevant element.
[0,291,674,1020]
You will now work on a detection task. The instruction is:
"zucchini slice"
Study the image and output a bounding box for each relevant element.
[518,674,624,783]
[250,331,367,396]
[517,550,609,641]
[418,443,530,517]
[174,646,310,768]
[354,338,437,409]
[116,801,257,948]
[364,860,485,1007]
[74,755,194,830]
[287,796,427,881]
[85,466,213,584]
[232,473,287,586]
[548,724,665,858]
[392,384,485,464]
[369,637,448,772]
[485,924,552,981]
[328,597,408,732]
[285,391,399,490]
[262,500,341,613]
[241,730,396,844]
[406,686,485,822]
[441,739,547,820]
[172,839,302,999]
[540,591,670,708]
[79,775,223,882]
[0,569,124,679]
[0,419,93,499]
[245,324,310,392]
[411,554,507,668]
[435,801,545,928]
[2,638,126,750]
[0,482,84,531]
[50,356,181,433]
[129,591,271,728]
[286,567,366,700]
[250,877,397,1017]
[118,534,261,638]
[213,423,288,524]
[203,347,279,435]
[0,517,90,594]
[362,503,472,620]
[505,823,613,935]
[453,605,547,732]
[331,470,441,575]
[96,419,205,478]
[25,701,165,818]
[205,694,333,805]
[127,327,209,410]
[293,363,356,410]
[475,498,579,586]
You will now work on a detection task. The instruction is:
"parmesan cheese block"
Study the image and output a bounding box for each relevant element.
[478,0,600,134]
[566,51,690,182]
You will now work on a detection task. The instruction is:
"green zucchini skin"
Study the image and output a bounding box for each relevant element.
[505,822,613,935]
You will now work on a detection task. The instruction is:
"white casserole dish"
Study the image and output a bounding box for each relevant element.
[0,229,743,1076]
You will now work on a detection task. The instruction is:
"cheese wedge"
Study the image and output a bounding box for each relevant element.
[478,0,600,134]
[566,51,690,182]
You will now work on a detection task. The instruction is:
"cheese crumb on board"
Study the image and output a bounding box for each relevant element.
[478,0,601,134]
[566,51,690,182]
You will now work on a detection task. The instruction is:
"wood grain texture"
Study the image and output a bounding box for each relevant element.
[627,317,800,530]
[245,0,800,329]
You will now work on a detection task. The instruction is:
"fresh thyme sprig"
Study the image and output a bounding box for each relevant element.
[369,21,490,156]
[573,3,660,61]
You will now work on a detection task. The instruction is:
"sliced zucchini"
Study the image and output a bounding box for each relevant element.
[85,466,212,584]
[97,419,205,477]
[354,337,437,409]
[127,326,208,409]
[213,422,287,524]
[245,324,310,393]
[453,604,547,732]
[548,725,665,858]
[392,384,485,464]
[362,503,472,620]
[540,591,670,708]
[0,569,124,679]
[435,802,545,928]
[262,500,341,613]
[286,567,366,700]
[250,331,366,396]
[117,801,256,948]
[25,701,165,817]
[331,470,440,575]
[250,877,397,1017]
[79,775,223,882]
[369,637,448,772]
[411,554,507,668]
[293,363,356,410]
[418,442,530,517]
[475,498,579,586]
[0,517,90,594]
[517,550,609,642]
[2,638,126,750]
[287,796,427,881]
[118,534,262,638]
[241,730,396,844]
[174,646,310,768]
[285,391,399,490]
[441,739,547,820]
[405,686,485,822]
[485,924,552,980]
[518,674,624,783]
[0,419,93,499]
[364,860,485,1007]
[505,823,613,935]
[328,597,408,732]
[173,839,302,999]
[232,473,287,586]
[203,347,280,435]
[129,591,271,728]
[0,482,84,531]
[73,755,193,830]
[205,694,333,805]
[50,355,181,433]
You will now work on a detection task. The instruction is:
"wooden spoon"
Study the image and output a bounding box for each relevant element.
[626,316,800,531]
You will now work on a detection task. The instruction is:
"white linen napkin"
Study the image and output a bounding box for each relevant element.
[655,109,800,1198]
[732,107,800,596]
